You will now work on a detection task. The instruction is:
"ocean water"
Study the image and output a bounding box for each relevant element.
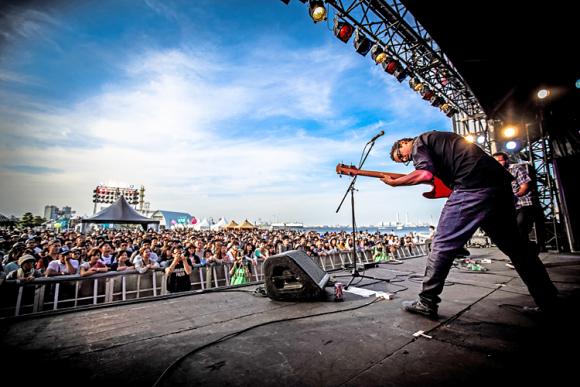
[304,226,430,237]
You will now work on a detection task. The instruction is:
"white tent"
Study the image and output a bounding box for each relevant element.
[194,217,210,231]
[210,217,227,231]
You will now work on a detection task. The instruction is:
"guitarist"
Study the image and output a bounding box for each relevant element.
[382,130,557,319]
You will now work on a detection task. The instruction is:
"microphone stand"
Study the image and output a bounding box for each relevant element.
[335,137,391,290]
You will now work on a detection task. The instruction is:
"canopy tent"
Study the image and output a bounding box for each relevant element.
[211,218,227,231]
[194,217,210,231]
[224,220,238,230]
[81,196,159,231]
[237,219,255,230]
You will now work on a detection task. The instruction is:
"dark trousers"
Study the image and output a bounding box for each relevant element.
[420,186,557,309]
[516,205,535,241]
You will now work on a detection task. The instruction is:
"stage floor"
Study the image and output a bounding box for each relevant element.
[2,247,579,386]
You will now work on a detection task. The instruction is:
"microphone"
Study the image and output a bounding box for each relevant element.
[368,130,385,143]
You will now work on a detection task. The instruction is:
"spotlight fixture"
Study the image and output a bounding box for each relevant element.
[440,103,457,117]
[409,77,422,91]
[537,88,550,99]
[446,107,458,117]
[309,0,326,23]
[506,140,518,150]
[382,58,399,74]
[420,85,434,100]
[333,17,354,43]
[353,29,371,56]
[430,95,445,108]
[465,134,475,143]
[393,67,408,82]
[476,135,486,144]
[502,126,517,138]
[370,44,387,64]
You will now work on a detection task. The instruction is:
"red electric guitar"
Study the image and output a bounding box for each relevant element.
[336,163,452,199]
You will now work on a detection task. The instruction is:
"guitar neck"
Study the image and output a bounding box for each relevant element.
[335,163,452,199]
[351,169,405,179]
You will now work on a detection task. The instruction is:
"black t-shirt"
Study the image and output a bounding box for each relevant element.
[167,258,193,293]
[412,131,513,189]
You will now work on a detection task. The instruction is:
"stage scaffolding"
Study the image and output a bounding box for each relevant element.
[294,0,565,250]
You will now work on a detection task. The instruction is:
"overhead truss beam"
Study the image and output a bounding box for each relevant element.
[325,0,484,118]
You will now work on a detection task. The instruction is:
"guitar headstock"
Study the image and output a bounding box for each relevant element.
[336,163,359,176]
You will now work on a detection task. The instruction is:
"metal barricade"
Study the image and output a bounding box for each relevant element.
[1,245,428,318]
[0,269,166,317]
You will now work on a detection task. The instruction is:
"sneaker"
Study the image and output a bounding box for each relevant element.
[456,247,471,257]
[505,263,515,269]
[402,299,438,319]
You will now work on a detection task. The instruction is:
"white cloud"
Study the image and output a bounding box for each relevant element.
[0,6,64,55]
[0,39,446,224]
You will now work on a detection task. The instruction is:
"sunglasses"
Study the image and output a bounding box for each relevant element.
[396,142,411,166]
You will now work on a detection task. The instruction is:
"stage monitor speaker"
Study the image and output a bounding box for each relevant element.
[263,249,330,300]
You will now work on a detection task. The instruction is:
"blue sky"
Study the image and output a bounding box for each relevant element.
[0,0,451,225]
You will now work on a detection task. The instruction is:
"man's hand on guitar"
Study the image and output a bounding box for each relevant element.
[335,163,451,199]
[381,175,398,187]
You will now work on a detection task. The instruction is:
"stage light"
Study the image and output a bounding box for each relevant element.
[576,79,580,89]
[309,0,326,22]
[502,126,517,138]
[537,88,550,99]
[506,140,517,150]
[430,95,445,108]
[393,67,408,82]
[409,77,422,91]
[440,103,457,117]
[476,135,486,144]
[445,107,458,117]
[353,29,371,56]
[382,58,399,74]
[371,44,387,64]
[465,134,475,143]
[333,17,354,43]
[420,85,434,100]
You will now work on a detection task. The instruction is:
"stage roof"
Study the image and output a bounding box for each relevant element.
[401,0,579,123]
[82,196,158,225]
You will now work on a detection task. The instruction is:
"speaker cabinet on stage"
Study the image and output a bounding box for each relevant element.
[263,250,330,300]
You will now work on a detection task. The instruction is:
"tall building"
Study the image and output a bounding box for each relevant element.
[61,206,72,218]
[44,205,59,221]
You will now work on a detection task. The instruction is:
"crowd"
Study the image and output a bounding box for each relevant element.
[0,226,426,291]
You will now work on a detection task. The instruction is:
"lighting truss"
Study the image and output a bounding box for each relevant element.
[322,0,485,118]
[93,186,140,205]
[523,133,564,251]
[452,114,492,153]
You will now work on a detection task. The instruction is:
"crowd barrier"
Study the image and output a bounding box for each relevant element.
[0,243,427,317]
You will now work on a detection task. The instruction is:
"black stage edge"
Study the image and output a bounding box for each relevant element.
[1,247,579,386]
